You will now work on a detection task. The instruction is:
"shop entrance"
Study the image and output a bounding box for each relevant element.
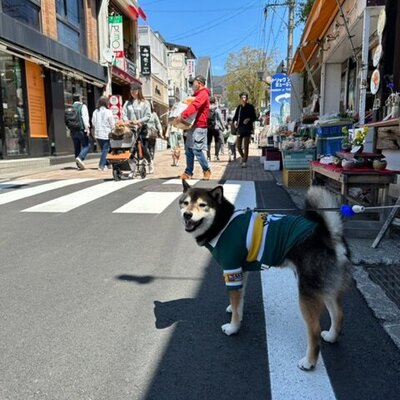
[0,53,28,158]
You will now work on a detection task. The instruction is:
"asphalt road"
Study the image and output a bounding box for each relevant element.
[1,177,399,400]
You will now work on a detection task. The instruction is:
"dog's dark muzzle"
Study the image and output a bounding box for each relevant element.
[183,211,203,232]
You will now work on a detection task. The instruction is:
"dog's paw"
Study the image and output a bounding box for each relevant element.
[226,304,232,313]
[298,357,315,371]
[321,330,338,343]
[221,323,240,336]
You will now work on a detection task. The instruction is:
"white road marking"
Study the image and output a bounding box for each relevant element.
[113,191,182,214]
[0,179,44,190]
[162,179,200,185]
[223,180,256,209]
[261,268,336,399]
[22,180,140,213]
[0,179,92,205]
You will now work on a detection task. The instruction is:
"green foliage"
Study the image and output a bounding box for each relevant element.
[224,47,274,111]
[296,0,315,25]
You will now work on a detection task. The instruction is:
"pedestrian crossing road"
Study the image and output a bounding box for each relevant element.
[0,178,256,215]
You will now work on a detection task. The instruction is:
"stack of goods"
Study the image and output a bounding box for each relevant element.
[280,137,317,188]
[315,114,354,157]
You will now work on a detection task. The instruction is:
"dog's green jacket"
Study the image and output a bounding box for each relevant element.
[205,210,316,290]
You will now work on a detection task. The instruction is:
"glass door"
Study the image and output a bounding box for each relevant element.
[0,53,28,157]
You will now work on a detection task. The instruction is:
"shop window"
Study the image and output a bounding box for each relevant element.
[63,76,88,107]
[56,0,84,53]
[2,0,41,30]
[0,54,28,157]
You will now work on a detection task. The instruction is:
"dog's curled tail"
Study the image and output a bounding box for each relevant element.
[304,186,343,241]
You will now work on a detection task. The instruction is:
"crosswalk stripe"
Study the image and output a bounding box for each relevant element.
[0,179,44,190]
[22,180,141,213]
[0,179,92,206]
[113,191,182,214]
[262,266,336,399]
[162,179,199,185]
[223,180,256,209]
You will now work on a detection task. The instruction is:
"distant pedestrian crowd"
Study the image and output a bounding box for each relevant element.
[65,79,258,179]
[65,81,163,175]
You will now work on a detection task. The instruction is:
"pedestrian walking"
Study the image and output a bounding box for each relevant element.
[122,81,152,168]
[225,117,237,162]
[65,93,91,170]
[174,75,211,180]
[207,96,225,161]
[232,92,257,168]
[165,124,183,167]
[91,96,115,171]
[147,103,163,173]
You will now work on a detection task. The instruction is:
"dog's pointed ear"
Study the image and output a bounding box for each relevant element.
[209,186,224,203]
[182,179,190,192]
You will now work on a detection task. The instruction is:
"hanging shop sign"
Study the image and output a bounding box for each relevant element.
[371,69,380,95]
[270,73,291,133]
[372,44,382,68]
[109,15,125,70]
[187,59,195,77]
[377,8,386,39]
[140,46,151,76]
[25,61,48,138]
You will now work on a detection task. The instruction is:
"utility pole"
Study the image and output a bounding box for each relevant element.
[287,0,295,72]
[264,1,296,72]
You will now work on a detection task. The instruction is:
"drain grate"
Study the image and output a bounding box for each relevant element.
[366,265,400,308]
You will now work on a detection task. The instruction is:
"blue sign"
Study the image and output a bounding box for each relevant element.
[270,73,291,133]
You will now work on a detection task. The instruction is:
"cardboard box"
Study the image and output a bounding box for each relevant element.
[264,160,280,171]
[169,100,196,129]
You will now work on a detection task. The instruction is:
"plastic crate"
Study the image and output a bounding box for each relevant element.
[316,136,342,156]
[283,169,311,187]
[281,149,316,169]
[316,124,352,137]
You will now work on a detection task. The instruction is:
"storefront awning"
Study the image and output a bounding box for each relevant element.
[129,5,147,20]
[289,0,343,74]
[112,65,141,86]
[112,0,147,21]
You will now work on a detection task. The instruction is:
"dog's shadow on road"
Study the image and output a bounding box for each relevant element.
[153,299,204,330]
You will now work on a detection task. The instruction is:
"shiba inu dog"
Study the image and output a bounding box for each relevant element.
[179,181,351,371]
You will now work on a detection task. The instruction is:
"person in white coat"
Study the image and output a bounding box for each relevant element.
[91,96,115,171]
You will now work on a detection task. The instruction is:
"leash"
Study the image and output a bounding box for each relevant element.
[236,204,400,217]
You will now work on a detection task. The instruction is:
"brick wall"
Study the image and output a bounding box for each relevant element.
[40,0,99,62]
[84,0,99,62]
[41,0,57,39]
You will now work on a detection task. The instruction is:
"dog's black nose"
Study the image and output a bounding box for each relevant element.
[183,211,192,221]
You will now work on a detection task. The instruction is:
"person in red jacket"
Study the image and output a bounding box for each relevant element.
[174,75,211,180]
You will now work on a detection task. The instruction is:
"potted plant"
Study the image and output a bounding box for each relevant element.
[351,127,368,153]
[341,127,352,152]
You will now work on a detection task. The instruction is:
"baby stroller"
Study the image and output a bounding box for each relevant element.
[106,124,147,180]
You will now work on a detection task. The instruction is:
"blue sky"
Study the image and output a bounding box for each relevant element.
[139,0,304,76]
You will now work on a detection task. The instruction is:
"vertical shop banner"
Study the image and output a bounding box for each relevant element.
[25,61,48,138]
[108,95,123,120]
[187,59,195,77]
[270,73,291,134]
[140,46,151,76]
[109,15,125,70]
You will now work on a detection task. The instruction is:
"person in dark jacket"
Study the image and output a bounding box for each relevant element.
[232,92,257,168]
